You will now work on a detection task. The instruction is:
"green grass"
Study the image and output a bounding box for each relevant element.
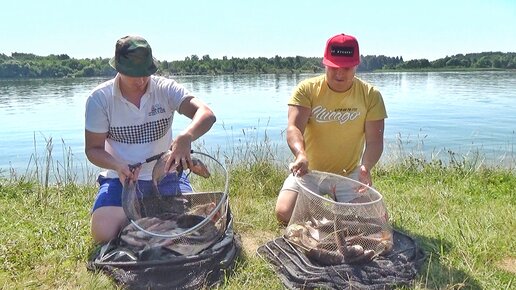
[0,146,515,289]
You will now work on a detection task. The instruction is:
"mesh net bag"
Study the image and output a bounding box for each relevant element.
[88,210,241,290]
[87,151,242,289]
[286,170,393,265]
[257,170,426,289]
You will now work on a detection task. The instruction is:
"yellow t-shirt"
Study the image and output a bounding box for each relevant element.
[289,75,387,175]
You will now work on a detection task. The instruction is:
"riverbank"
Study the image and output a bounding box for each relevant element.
[1,51,514,78]
[0,149,514,289]
[376,67,516,73]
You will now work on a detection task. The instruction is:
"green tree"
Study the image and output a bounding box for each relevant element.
[475,56,492,68]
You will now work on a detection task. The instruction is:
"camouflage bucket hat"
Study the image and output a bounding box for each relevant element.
[109,35,158,77]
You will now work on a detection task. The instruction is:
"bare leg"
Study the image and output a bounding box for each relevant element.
[91,206,128,244]
[275,189,298,225]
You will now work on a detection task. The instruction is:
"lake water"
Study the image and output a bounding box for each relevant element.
[1,71,515,180]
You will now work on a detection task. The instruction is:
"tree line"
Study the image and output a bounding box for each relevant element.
[0,51,514,79]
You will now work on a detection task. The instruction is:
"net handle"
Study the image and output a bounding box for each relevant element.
[130,150,229,238]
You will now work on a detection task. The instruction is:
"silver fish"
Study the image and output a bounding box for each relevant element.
[152,151,211,191]
[188,202,217,217]
[134,216,162,229]
[118,213,222,256]
[122,179,142,221]
[120,234,147,248]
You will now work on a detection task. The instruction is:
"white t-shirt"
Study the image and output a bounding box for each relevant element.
[85,74,192,180]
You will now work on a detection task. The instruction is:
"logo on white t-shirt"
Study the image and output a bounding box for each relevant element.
[149,104,166,116]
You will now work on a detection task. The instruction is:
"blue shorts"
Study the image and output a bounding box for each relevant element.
[91,173,193,212]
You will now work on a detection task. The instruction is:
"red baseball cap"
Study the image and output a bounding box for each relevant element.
[322,33,360,68]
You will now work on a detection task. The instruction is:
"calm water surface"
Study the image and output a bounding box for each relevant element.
[1,71,515,179]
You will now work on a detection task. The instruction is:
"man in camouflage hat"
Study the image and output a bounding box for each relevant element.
[85,35,217,243]
[108,35,158,77]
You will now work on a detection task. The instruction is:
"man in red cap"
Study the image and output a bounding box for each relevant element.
[275,33,387,224]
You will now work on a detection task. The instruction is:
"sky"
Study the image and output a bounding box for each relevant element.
[2,0,515,62]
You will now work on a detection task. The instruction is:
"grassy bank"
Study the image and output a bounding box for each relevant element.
[0,151,514,289]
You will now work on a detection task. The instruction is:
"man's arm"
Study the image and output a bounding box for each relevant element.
[286,105,311,176]
[85,130,137,183]
[166,96,216,171]
[177,96,217,141]
[359,119,385,185]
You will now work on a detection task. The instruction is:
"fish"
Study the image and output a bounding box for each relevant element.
[145,219,178,232]
[306,248,344,266]
[309,217,336,234]
[162,237,217,256]
[119,213,222,256]
[345,232,393,255]
[122,179,142,221]
[284,221,385,265]
[152,151,211,181]
[188,201,217,216]
[345,232,388,246]
[381,239,394,253]
[134,216,162,229]
[151,150,174,194]
[338,220,384,236]
[185,157,211,178]
[285,223,321,252]
[151,151,211,194]
[284,224,309,247]
[334,220,348,256]
[120,234,147,248]
[188,201,222,223]
[333,223,376,264]
[303,221,320,241]
[300,232,319,249]
[345,249,375,263]
[344,244,364,258]
[284,219,394,266]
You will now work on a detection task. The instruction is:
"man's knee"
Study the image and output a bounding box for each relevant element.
[275,203,291,225]
[91,206,127,244]
[275,189,298,225]
[91,227,119,244]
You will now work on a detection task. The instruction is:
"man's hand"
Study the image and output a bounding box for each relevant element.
[289,153,309,177]
[166,133,193,174]
[356,164,372,193]
[117,163,140,185]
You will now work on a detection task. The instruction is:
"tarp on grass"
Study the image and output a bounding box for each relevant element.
[257,230,426,290]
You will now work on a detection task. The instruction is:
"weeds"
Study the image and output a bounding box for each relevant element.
[0,137,514,289]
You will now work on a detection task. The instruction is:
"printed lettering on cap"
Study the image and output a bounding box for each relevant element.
[331,46,354,57]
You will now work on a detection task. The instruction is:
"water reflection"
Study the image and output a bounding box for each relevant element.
[0,72,515,177]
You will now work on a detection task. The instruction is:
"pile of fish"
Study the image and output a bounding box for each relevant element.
[120,211,222,256]
[123,150,212,223]
[284,216,393,265]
